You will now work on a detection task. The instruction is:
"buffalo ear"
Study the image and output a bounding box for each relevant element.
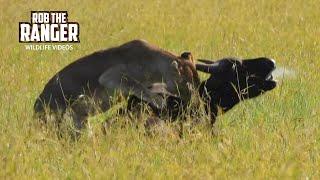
[180,52,195,64]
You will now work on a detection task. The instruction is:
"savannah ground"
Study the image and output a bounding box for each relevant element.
[1,0,320,179]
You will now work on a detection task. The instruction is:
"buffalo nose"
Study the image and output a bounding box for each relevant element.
[271,58,276,65]
[270,58,276,64]
[267,58,276,69]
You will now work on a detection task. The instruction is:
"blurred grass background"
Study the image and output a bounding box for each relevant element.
[0,0,319,178]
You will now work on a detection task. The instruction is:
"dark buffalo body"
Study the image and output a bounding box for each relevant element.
[34,40,199,123]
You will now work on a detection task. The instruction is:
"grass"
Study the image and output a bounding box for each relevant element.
[1,0,320,178]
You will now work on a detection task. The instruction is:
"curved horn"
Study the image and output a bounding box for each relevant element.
[197,59,215,64]
[196,64,211,73]
[196,62,220,74]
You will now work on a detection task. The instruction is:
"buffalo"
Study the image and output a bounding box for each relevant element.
[34,40,200,129]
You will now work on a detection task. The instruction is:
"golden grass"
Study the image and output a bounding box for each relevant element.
[1,0,320,178]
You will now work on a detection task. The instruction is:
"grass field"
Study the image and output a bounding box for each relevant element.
[1,0,320,179]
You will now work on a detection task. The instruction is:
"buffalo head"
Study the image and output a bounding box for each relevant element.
[196,57,277,123]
